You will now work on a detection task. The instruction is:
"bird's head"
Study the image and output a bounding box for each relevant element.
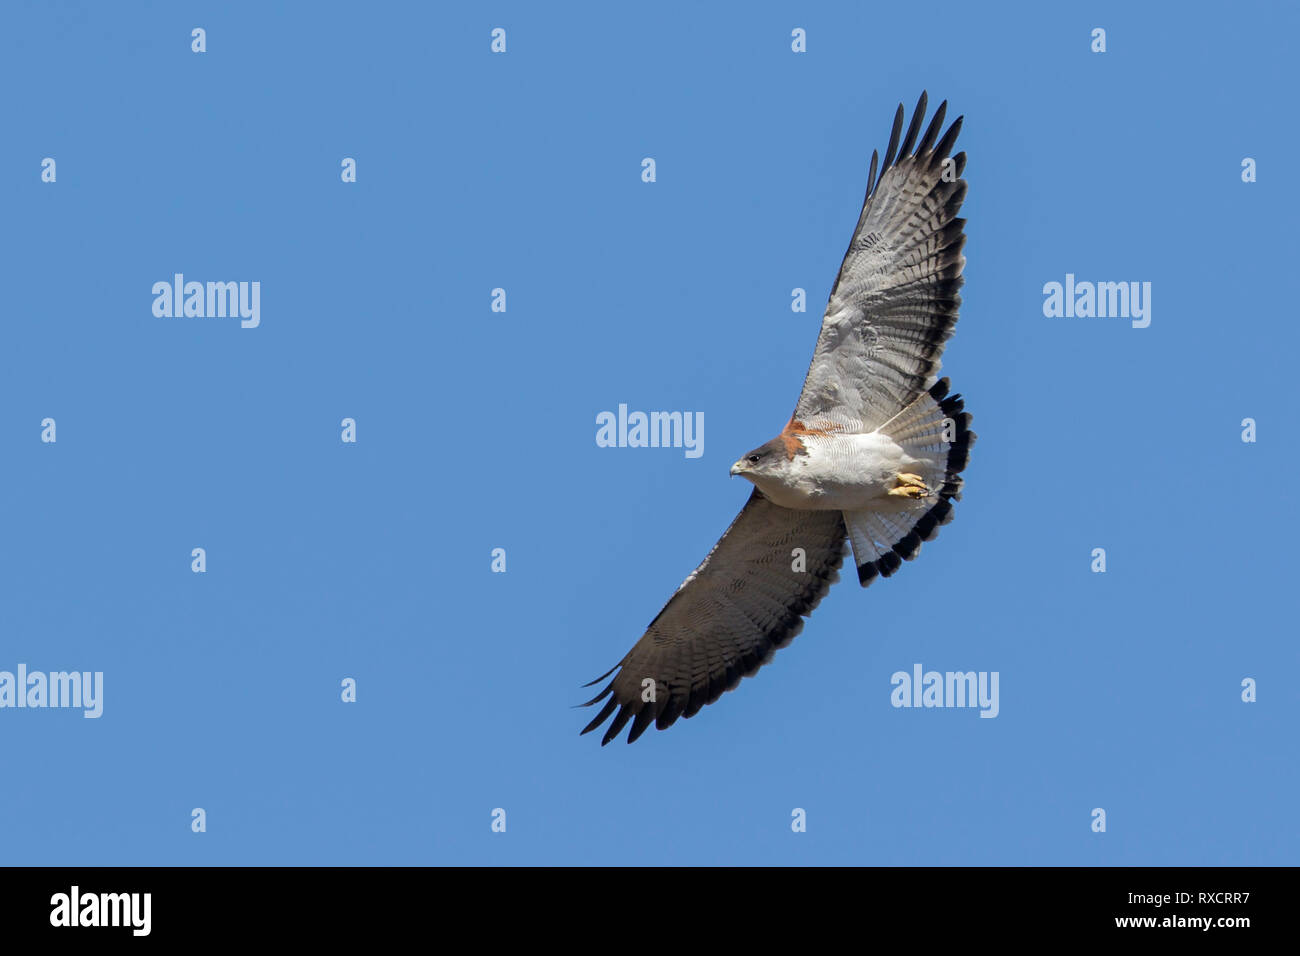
[730,440,785,483]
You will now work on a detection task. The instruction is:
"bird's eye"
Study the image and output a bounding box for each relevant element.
[748,455,760,464]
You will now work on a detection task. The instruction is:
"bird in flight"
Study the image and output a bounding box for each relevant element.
[581,92,975,745]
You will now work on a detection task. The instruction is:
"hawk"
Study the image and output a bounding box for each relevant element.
[581,92,975,745]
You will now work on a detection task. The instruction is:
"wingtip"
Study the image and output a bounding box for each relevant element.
[580,663,620,689]
[627,708,655,743]
[580,696,619,735]
[898,93,927,159]
[881,103,905,170]
[577,685,612,708]
[933,115,964,160]
[917,101,948,155]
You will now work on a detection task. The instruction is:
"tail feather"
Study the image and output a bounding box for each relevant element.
[846,379,974,586]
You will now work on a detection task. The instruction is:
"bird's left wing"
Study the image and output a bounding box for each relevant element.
[580,490,846,745]
[793,91,968,432]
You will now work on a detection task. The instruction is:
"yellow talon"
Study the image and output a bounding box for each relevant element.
[888,472,930,499]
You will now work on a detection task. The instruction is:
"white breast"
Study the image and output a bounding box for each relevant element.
[752,432,925,512]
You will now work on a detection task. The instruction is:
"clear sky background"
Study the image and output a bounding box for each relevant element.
[1,1,1295,865]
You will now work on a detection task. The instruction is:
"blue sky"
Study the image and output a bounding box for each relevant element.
[1,0,1295,865]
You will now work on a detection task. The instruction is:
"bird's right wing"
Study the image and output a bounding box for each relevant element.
[580,490,847,745]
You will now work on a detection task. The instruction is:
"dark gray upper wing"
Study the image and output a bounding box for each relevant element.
[580,490,846,745]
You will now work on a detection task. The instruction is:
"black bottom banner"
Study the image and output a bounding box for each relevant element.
[0,865,1283,942]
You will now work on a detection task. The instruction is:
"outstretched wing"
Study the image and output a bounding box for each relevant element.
[580,490,846,745]
[794,91,968,431]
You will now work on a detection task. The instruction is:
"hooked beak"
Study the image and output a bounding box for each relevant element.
[729,461,744,477]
